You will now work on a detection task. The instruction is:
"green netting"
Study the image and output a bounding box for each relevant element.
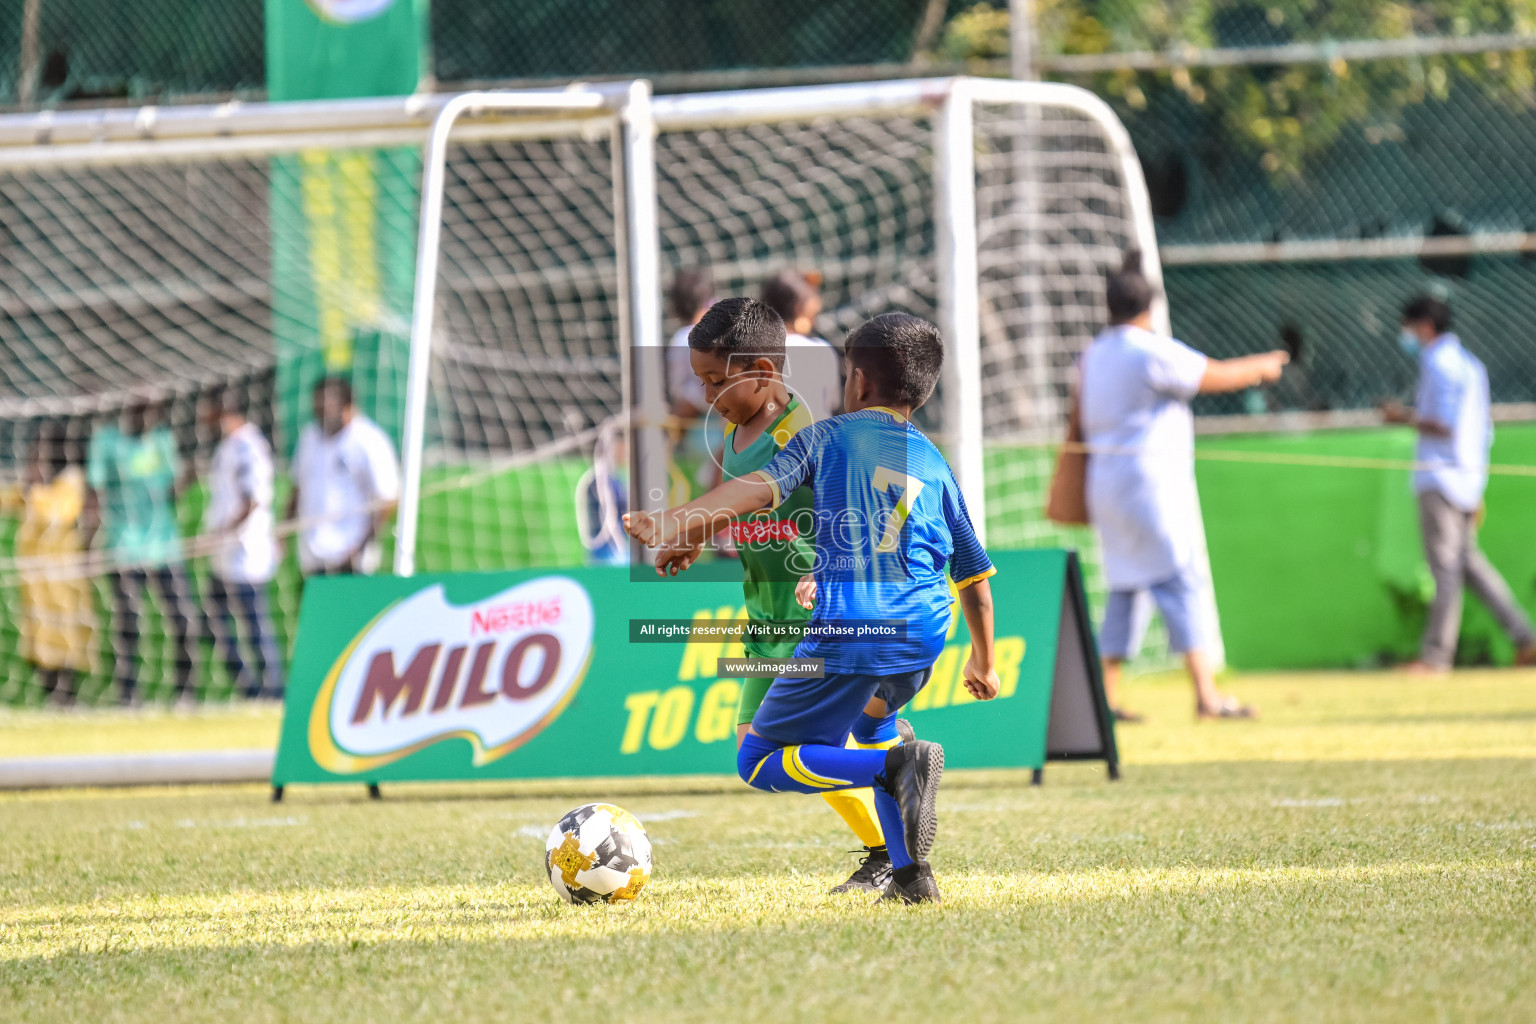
[0,0,970,104]
[0,0,263,104]
[1170,256,1536,415]
[1025,0,1536,54]
[1115,84,1536,247]
[432,0,968,83]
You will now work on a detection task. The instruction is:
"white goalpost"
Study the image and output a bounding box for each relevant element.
[396,75,1175,563]
[0,74,1212,731]
[393,81,657,576]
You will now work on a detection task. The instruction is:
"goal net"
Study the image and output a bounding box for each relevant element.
[0,90,628,706]
[0,78,1166,707]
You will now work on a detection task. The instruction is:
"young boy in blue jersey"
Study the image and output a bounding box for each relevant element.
[655,295,913,894]
[626,312,1000,904]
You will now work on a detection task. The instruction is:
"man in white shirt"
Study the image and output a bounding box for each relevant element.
[760,269,842,420]
[1077,250,1288,721]
[201,386,283,699]
[288,377,401,576]
[1382,295,1535,672]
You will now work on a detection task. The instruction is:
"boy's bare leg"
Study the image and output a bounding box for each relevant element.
[1188,648,1255,718]
[1102,657,1123,709]
[1185,648,1221,710]
[1102,657,1144,723]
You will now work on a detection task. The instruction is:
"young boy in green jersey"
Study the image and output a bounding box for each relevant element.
[651,297,908,894]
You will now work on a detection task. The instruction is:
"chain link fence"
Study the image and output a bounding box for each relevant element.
[1125,62,1536,413]
[0,0,970,105]
[0,0,264,106]
[918,3,1535,414]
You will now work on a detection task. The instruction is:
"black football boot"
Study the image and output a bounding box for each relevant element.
[829,846,893,893]
[878,860,942,904]
[876,739,944,863]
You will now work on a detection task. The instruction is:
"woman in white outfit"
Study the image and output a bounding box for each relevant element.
[1076,252,1289,721]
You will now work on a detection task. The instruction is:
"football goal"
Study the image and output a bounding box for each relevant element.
[0,76,1192,707]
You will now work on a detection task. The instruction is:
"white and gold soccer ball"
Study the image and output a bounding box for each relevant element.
[544,803,653,904]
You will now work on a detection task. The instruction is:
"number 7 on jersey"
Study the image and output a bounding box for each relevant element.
[871,465,926,553]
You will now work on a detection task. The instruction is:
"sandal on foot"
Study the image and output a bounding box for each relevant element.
[1197,696,1256,720]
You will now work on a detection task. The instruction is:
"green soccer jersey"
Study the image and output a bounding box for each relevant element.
[721,397,816,660]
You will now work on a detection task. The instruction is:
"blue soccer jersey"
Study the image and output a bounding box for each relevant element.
[751,406,995,674]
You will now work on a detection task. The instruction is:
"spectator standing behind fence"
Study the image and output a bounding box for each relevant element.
[289,378,400,576]
[1076,251,1288,722]
[1380,296,1536,672]
[201,387,285,699]
[86,398,200,706]
[760,269,842,420]
[1,422,94,704]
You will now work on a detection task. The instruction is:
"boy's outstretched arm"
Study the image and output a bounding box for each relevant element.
[957,578,1000,700]
[624,475,775,550]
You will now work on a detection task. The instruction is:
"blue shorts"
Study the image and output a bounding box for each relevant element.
[750,667,932,748]
[1099,564,1212,658]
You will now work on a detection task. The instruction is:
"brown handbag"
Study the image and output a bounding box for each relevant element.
[1045,394,1090,526]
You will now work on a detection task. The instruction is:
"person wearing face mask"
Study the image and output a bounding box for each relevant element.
[288,377,401,577]
[1380,295,1536,672]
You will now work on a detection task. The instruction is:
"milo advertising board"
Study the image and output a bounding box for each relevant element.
[271,549,1116,792]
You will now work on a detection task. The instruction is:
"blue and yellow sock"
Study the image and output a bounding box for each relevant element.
[819,712,904,848]
[851,711,899,746]
[738,732,887,795]
[873,783,911,870]
[739,726,917,870]
[852,711,913,869]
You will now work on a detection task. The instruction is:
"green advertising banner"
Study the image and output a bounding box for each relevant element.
[265,0,427,450]
[272,549,1117,791]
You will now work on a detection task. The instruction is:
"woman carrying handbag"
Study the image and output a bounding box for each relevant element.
[1053,250,1287,722]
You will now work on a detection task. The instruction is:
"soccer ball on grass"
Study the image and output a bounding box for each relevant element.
[544,802,652,904]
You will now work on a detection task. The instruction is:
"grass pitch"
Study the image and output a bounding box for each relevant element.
[3,669,1535,1023]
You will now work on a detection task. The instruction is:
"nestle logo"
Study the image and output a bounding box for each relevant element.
[471,597,562,636]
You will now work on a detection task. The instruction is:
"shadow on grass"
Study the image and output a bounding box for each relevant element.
[5,854,1533,1024]
[7,758,1535,911]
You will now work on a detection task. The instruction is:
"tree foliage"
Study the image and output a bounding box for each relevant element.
[939,1,1536,177]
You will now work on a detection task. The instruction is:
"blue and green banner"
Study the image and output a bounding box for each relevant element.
[265,0,428,449]
[272,549,1117,787]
